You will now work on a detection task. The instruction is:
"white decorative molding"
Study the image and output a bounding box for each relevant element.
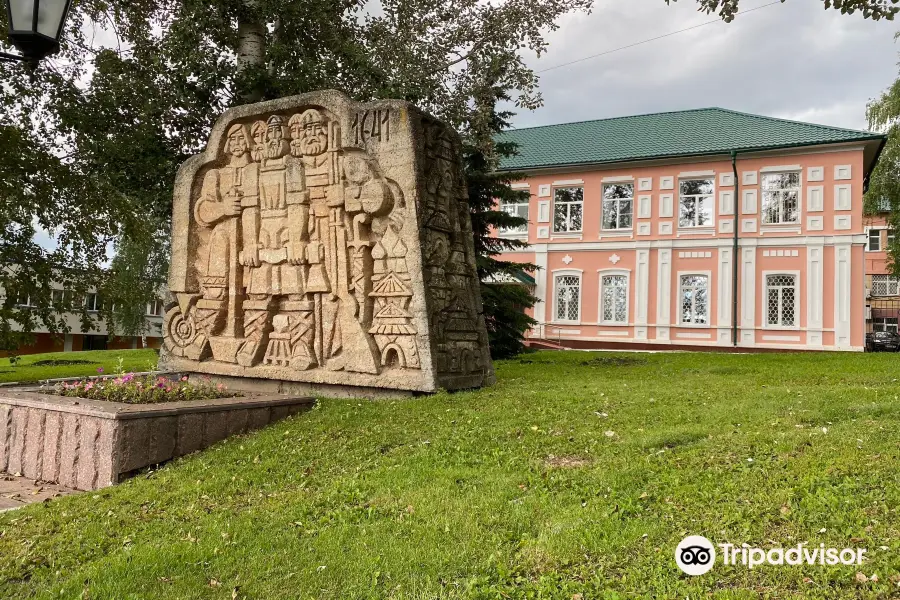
[538,184,551,197]
[609,254,621,265]
[742,171,758,185]
[601,175,634,183]
[834,165,852,181]
[510,182,530,190]
[659,221,673,235]
[635,326,648,341]
[834,184,852,211]
[536,226,550,239]
[676,332,713,340]
[533,246,549,324]
[807,216,824,231]
[638,195,652,219]
[717,248,732,328]
[807,166,824,182]
[719,190,735,215]
[834,215,851,230]
[656,326,670,341]
[834,243,852,348]
[656,248,672,327]
[637,223,651,236]
[597,330,629,337]
[807,186,824,212]
[679,170,715,178]
[719,172,735,187]
[761,249,799,257]
[719,219,734,234]
[678,251,712,258]
[635,249,650,332]
[717,328,731,344]
[742,189,758,214]
[537,200,551,222]
[556,329,582,335]
[660,176,674,190]
[659,193,674,217]
[553,179,584,185]
[638,177,653,191]
[760,165,801,173]
[762,335,801,342]
[741,246,756,330]
[562,254,573,265]
[742,219,757,233]
[740,330,754,344]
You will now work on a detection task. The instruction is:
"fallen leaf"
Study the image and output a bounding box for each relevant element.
[856,572,867,583]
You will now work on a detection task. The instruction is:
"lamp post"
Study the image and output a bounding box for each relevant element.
[2,0,73,65]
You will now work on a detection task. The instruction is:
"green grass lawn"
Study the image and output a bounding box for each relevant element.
[1,350,898,599]
[0,349,159,384]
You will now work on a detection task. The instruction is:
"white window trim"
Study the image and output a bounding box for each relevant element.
[552,186,584,234]
[677,270,712,328]
[870,274,900,297]
[551,268,583,324]
[677,177,716,230]
[597,268,631,326]
[601,182,634,232]
[865,227,884,253]
[498,198,530,238]
[762,270,801,330]
[760,170,802,226]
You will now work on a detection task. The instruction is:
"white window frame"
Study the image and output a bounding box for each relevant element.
[677,271,711,327]
[597,268,630,325]
[498,197,530,236]
[552,269,583,324]
[866,228,883,252]
[762,270,800,330]
[760,170,802,225]
[873,317,899,333]
[85,292,102,312]
[677,178,715,229]
[601,183,634,231]
[146,298,165,317]
[552,186,584,234]
[871,274,900,297]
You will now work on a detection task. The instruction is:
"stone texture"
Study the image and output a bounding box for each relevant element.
[159,90,494,394]
[0,389,315,491]
[0,474,79,512]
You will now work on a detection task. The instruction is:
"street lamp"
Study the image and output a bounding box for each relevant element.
[2,0,73,65]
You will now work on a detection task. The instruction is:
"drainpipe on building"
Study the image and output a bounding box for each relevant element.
[731,150,740,347]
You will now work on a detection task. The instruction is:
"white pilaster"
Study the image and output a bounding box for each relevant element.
[64,334,73,352]
[834,242,852,349]
[635,246,650,340]
[740,246,756,344]
[534,244,549,324]
[807,241,824,347]
[656,248,672,340]
[717,247,732,325]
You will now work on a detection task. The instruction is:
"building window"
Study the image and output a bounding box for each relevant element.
[867,229,882,252]
[553,187,583,233]
[85,293,102,312]
[554,274,581,322]
[871,275,900,297]
[766,274,797,327]
[873,317,899,332]
[499,198,529,234]
[679,274,709,325]
[761,172,800,224]
[600,274,628,323]
[602,183,633,230]
[678,179,714,228]
[147,298,165,316]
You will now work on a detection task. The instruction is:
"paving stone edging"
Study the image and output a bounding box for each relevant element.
[0,388,314,491]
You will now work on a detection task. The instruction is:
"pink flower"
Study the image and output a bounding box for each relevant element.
[97,367,104,374]
[181,376,188,382]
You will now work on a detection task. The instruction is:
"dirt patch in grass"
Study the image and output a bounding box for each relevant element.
[544,455,593,469]
[29,359,99,367]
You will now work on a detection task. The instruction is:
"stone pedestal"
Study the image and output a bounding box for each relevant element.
[161,90,494,394]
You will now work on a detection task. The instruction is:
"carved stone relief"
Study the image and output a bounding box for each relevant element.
[162,91,494,393]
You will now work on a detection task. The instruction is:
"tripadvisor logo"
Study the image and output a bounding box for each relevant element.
[675,535,868,575]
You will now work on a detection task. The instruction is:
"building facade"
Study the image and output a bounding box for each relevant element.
[496,108,886,351]
[863,209,899,333]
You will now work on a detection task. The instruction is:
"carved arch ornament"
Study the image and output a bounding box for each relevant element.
[162,91,494,393]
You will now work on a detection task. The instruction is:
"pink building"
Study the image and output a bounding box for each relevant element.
[863,206,899,333]
[496,108,886,351]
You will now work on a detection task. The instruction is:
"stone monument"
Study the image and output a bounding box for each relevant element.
[160,90,495,395]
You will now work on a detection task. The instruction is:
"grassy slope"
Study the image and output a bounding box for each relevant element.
[0,350,159,384]
[0,351,898,599]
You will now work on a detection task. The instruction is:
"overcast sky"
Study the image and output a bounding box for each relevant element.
[508,0,898,132]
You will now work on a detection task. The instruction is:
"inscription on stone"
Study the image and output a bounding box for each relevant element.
[351,109,391,145]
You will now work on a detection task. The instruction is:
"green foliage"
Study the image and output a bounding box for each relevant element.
[0,349,159,384]
[55,372,237,404]
[865,42,900,274]
[667,0,899,22]
[1,350,898,598]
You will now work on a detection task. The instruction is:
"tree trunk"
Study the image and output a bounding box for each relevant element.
[237,0,266,103]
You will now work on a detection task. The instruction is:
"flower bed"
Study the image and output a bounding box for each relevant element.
[55,369,239,404]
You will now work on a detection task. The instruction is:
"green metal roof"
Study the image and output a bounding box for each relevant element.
[497,107,885,172]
